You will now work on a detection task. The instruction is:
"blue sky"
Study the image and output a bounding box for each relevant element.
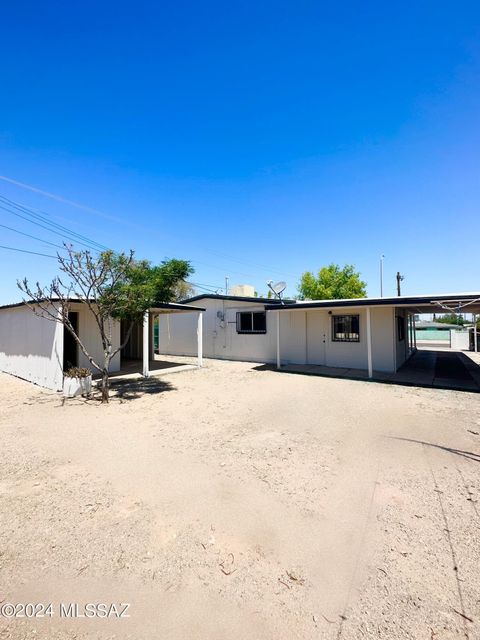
[1,1,479,303]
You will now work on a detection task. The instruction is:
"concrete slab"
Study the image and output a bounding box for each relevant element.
[279,349,480,392]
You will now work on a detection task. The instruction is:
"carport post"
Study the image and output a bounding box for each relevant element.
[366,307,373,378]
[276,310,281,369]
[142,310,150,377]
[474,314,478,353]
[197,311,203,367]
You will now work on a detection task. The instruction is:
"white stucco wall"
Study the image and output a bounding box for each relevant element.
[0,304,64,390]
[158,299,277,362]
[371,307,396,372]
[450,329,470,351]
[157,299,399,373]
[71,304,121,373]
[395,308,408,368]
[277,306,395,372]
[0,303,121,391]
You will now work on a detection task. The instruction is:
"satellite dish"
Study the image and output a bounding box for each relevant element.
[267,280,287,301]
[271,281,287,295]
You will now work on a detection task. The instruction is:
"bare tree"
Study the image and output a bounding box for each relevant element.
[18,246,193,402]
[173,280,196,301]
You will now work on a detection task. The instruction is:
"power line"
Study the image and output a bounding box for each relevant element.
[0,175,126,225]
[189,280,223,291]
[0,190,300,282]
[0,192,301,285]
[0,195,109,250]
[0,244,56,259]
[205,248,302,280]
[0,222,66,251]
[0,195,109,251]
[0,202,104,253]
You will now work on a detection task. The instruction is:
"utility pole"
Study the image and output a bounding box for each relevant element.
[380,254,385,297]
[396,271,404,296]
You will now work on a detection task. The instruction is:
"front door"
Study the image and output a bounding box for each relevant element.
[306,311,327,365]
[63,312,79,371]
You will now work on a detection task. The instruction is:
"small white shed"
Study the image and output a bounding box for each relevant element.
[0,299,205,391]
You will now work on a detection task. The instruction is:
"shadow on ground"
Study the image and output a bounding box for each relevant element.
[104,377,176,401]
[389,436,480,463]
[54,377,177,406]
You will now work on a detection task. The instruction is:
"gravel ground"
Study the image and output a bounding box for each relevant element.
[0,357,479,639]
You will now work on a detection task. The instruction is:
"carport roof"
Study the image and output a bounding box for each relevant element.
[149,301,205,313]
[265,292,480,313]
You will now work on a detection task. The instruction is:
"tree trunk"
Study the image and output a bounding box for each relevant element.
[101,368,109,403]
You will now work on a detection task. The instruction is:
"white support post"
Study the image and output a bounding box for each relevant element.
[408,314,412,353]
[366,307,373,379]
[197,312,203,367]
[413,314,417,350]
[276,310,281,369]
[142,310,150,377]
[474,314,478,353]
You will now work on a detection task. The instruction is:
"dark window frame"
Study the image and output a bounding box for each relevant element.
[332,314,360,343]
[236,311,267,334]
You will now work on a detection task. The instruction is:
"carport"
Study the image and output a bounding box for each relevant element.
[394,347,480,391]
[267,292,480,390]
[119,302,205,378]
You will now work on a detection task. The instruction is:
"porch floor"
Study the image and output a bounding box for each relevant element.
[94,356,199,382]
[279,349,480,392]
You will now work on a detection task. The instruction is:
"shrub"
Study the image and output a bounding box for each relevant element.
[64,367,92,379]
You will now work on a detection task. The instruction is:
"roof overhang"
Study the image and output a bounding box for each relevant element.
[148,302,205,314]
[0,299,205,314]
[265,293,480,314]
[181,294,296,305]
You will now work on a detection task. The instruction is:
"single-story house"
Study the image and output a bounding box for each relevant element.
[156,292,480,377]
[0,299,205,391]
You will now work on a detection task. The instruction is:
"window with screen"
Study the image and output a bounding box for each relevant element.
[332,314,360,342]
[397,316,405,341]
[236,311,267,334]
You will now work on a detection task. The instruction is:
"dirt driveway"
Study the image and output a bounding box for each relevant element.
[0,358,479,639]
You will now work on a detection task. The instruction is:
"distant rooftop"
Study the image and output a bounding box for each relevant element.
[416,321,460,329]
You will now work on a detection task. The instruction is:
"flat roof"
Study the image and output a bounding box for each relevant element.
[0,299,205,313]
[182,293,295,305]
[149,301,205,313]
[265,292,480,313]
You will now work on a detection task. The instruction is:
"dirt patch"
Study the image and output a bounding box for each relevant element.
[0,358,479,639]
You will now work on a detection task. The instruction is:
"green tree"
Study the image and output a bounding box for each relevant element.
[298,264,367,300]
[436,313,464,326]
[18,246,193,402]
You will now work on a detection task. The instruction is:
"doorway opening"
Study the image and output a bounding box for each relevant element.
[63,311,79,371]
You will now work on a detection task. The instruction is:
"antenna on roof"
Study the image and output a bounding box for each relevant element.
[267,280,287,304]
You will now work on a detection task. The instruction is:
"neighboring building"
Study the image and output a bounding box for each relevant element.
[229,284,256,297]
[158,292,480,377]
[415,320,457,343]
[0,299,204,390]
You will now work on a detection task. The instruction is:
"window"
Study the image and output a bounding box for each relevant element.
[236,311,267,334]
[332,314,360,342]
[397,316,405,341]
